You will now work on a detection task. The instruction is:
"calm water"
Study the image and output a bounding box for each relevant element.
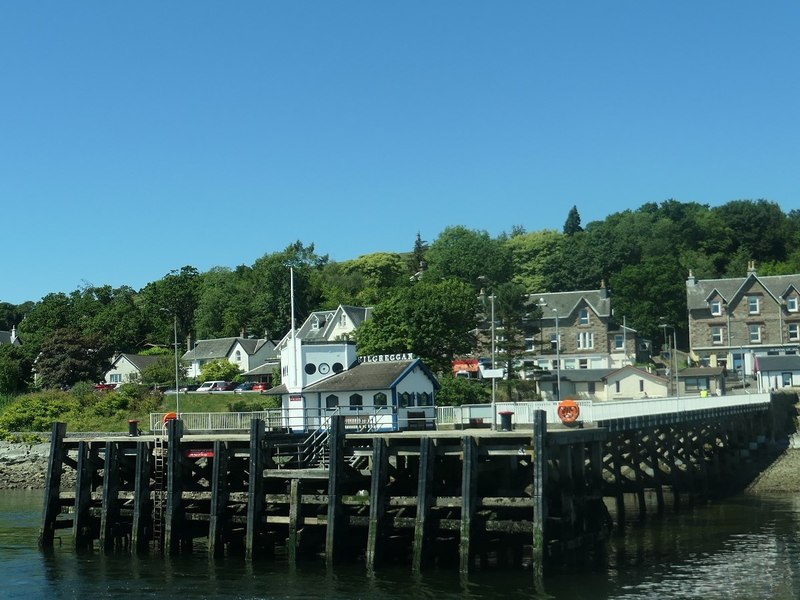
[2,490,799,599]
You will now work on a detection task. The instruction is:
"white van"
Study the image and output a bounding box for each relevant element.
[196,380,232,392]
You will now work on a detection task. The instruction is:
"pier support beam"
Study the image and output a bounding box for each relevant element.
[531,410,547,594]
[164,418,185,555]
[99,441,121,553]
[325,416,346,566]
[39,422,67,549]
[131,440,152,554]
[412,436,436,574]
[245,419,266,560]
[73,441,94,550]
[209,440,230,558]
[459,435,478,574]
[366,437,389,572]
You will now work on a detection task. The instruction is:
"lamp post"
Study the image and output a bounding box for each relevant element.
[660,322,679,397]
[172,313,180,416]
[161,308,181,417]
[553,308,561,401]
[478,280,497,430]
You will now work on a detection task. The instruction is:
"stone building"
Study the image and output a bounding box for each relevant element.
[686,261,800,377]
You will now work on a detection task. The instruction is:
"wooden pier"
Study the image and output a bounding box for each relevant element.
[39,399,783,590]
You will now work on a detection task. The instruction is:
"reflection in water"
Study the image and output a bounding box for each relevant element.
[2,491,799,599]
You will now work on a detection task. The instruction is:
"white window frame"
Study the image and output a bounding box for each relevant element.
[711,326,724,345]
[550,333,560,351]
[578,358,588,369]
[710,300,722,316]
[748,296,760,315]
[614,334,624,350]
[579,308,590,325]
[789,323,800,341]
[577,331,594,350]
[787,297,799,313]
[749,324,762,343]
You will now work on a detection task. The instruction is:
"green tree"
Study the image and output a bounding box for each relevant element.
[411,231,428,273]
[356,278,477,372]
[424,226,513,287]
[35,328,114,389]
[0,345,32,394]
[563,205,583,235]
[504,229,564,292]
[139,355,183,387]
[436,375,490,406]
[139,266,201,349]
[491,281,536,379]
[199,358,242,383]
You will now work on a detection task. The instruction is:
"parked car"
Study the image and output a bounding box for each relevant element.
[252,382,272,392]
[234,382,256,394]
[196,380,235,392]
[94,382,116,392]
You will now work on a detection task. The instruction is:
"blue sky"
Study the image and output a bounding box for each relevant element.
[2,2,799,305]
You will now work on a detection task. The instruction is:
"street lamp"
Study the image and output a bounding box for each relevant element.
[161,308,181,417]
[478,280,497,430]
[553,308,561,401]
[660,322,679,397]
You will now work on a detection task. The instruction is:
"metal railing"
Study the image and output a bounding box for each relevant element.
[436,393,772,427]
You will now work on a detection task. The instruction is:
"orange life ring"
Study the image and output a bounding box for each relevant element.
[163,412,178,424]
[557,399,580,424]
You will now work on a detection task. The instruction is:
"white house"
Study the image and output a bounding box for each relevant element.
[181,337,278,379]
[756,355,800,390]
[268,337,439,432]
[275,305,372,350]
[104,353,163,385]
[541,366,668,401]
[0,326,21,347]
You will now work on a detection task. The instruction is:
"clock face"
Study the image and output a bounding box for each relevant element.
[319,363,330,374]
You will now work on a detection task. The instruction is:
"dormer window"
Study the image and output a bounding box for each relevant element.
[788,296,798,313]
[311,317,320,330]
[340,313,347,327]
[710,300,722,316]
[748,296,760,315]
[579,308,590,325]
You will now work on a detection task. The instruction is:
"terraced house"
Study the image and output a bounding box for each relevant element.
[686,261,800,378]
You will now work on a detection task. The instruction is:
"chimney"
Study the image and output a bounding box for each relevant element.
[599,279,608,299]
[686,269,697,287]
[747,260,757,276]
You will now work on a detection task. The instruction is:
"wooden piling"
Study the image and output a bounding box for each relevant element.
[164,418,185,555]
[73,441,94,551]
[209,440,230,558]
[100,441,121,553]
[245,419,266,560]
[366,437,389,571]
[131,440,152,554]
[325,415,346,565]
[39,422,68,549]
[412,436,436,574]
[531,410,547,594]
[459,435,478,574]
[287,478,303,564]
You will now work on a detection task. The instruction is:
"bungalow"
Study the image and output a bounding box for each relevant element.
[756,355,800,391]
[104,353,163,385]
[540,366,668,401]
[678,367,727,396]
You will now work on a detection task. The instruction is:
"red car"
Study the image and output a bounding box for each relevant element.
[94,382,116,392]
[252,382,272,392]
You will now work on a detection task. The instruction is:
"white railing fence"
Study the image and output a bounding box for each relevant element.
[150,393,772,432]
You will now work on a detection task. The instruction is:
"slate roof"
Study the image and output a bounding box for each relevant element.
[0,330,17,345]
[678,367,726,378]
[182,337,275,361]
[756,355,800,372]
[243,361,280,376]
[115,353,162,371]
[686,272,800,310]
[558,369,614,383]
[604,365,668,383]
[284,305,373,345]
[269,359,439,395]
[526,288,612,321]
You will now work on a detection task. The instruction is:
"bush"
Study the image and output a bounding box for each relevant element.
[0,390,80,432]
[436,375,491,406]
[226,396,280,413]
